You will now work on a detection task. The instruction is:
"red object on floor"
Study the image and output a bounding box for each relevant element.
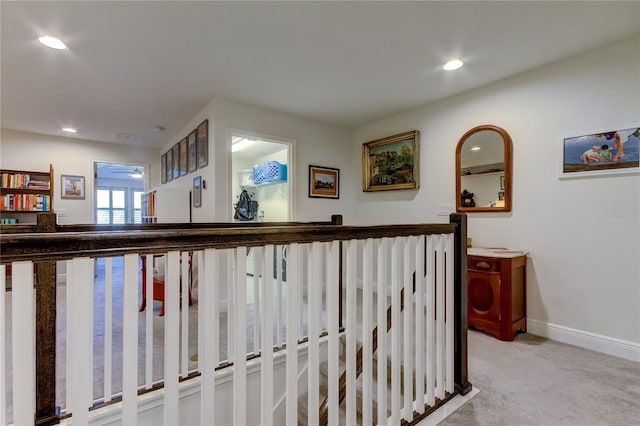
[139,253,193,316]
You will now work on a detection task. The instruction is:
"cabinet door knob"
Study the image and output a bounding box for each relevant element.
[476,261,491,270]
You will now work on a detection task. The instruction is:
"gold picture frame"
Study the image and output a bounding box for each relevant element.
[362,130,419,191]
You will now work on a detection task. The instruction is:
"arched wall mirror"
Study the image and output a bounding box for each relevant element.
[456,125,512,212]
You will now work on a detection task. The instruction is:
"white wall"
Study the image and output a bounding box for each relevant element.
[162,97,354,223]
[353,35,640,347]
[0,129,158,224]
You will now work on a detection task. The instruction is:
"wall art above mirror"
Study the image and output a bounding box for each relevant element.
[456,125,512,212]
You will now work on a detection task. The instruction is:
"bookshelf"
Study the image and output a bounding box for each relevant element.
[0,164,54,224]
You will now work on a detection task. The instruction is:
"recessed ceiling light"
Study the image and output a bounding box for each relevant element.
[62,127,77,133]
[443,59,464,71]
[38,36,67,50]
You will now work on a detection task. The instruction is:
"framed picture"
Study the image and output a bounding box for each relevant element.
[172,143,180,180]
[193,176,202,208]
[362,130,419,191]
[161,153,167,184]
[179,137,188,176]
[197,119,209,169]
[187,129,198,173]
[166,148,174,182]
[560,124,640,179]
[500,175,505,190]
[309,165,339,199]
[61,175,85,199]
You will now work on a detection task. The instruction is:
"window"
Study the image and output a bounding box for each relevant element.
[96,188,140,224]
[133,191,143,224]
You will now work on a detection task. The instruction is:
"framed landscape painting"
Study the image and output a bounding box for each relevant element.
[172,143,180,180]
[197,119,209,169]
[188,129,198,173]
[560,124,640,179]
[309,165,339,199]
[179,137,188,176]
[362,130,419,191]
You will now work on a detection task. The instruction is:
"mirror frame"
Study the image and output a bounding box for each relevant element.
[455,124,512,213]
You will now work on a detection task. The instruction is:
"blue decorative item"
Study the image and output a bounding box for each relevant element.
[253,161,288,185]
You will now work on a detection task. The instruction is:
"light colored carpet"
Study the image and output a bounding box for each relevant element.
[440,330,640,425]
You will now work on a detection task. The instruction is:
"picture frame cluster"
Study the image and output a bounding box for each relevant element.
[161,119,208,184]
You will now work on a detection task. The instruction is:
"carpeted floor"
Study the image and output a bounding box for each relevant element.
[440,330,640,425]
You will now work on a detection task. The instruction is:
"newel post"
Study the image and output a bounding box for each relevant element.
[35,213,60,425]
[450,213,472,395]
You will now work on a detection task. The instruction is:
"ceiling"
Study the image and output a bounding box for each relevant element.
[2,1,639,149]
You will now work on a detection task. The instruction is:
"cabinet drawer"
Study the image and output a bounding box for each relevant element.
[468,256,500,272]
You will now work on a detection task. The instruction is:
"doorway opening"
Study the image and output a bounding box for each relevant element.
[230,132,293,222]
[93,162,146,224]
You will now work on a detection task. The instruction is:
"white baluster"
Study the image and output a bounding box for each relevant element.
[285,244,299,426]
[327,241,340,426]
[346,240,358,426]
[445,234,455,393]
[415,235,426,412]
[0,265,5,426]
[307,242,322,425]
[68,257,94,425]
[403,237,415,421]
[391,237,402,425]
[377,238,389,424]
[426,235,435,406]
[164,251,180,425]
[182,251,190,378]
[261,245,274,426]
[253,247,262,355]
[227,250,235,362]
[121,254,139,424]
[11,261,35,426]
[276,246,284,347]
[362,238,373,426]
[144,255,153,390]
[104,258,114,401]
[435,235,445,399]
[201,249,218,425]
[233,246,247,426]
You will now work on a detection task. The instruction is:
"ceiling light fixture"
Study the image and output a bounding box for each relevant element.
[443,59,464,71]
[232,138,257,152]
[471,146,481,151]
[62,127,77,133]
[130,168,144,179]
[38,36,67,50]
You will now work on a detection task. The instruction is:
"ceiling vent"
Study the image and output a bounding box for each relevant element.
[112,132,141,144]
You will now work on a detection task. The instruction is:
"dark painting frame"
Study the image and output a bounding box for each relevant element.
[197,119,209,169]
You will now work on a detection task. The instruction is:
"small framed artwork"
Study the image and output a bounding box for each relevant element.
[61,175,85,200]
[197,119,209,169]
[500,175,505,190]
[179,137,188,176]
[187,129,198,173]
[166,148,174,182]
[193,176,202,208]
[172,143,180,180]
[161,153,167,184]
[560,124,640,179]
[309,165,339,199]
[362,130,419,191]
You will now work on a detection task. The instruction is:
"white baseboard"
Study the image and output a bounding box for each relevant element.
[527,319,640,362]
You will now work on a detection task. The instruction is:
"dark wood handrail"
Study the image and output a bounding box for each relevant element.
[1,222,455,264]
